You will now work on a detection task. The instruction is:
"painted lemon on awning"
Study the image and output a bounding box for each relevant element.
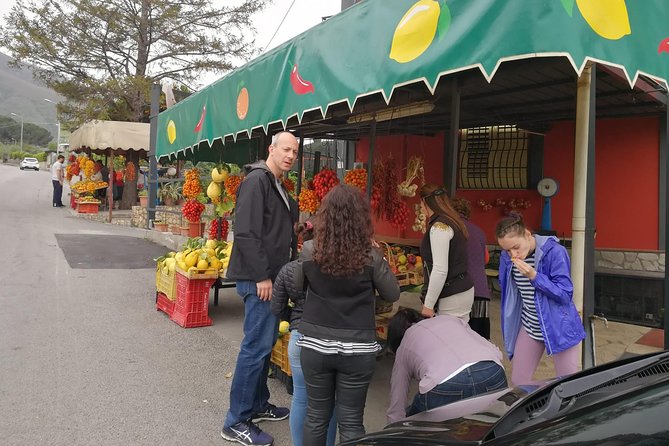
[167,120,176,144]
[562,0,631,40]
[389,0,451,64]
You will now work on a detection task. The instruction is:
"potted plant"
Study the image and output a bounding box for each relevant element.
[153,220,168,232]
[138,189,148,207]
[159,182,181,207]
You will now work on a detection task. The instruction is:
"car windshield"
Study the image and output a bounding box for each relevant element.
[24,158,38,162]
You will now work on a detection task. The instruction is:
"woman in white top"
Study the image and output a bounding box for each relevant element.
[419,184,474,320]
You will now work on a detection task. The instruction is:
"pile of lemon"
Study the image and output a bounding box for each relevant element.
[157,238,232,276]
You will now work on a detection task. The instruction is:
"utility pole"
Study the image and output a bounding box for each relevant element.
[10,112,24,152]
[44,99,61,153]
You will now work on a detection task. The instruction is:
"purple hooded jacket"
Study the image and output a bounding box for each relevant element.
[499,235,585,359]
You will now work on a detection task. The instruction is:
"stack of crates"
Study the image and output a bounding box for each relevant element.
[270,332,293,395]
[155,268,178,317]
[170,268,218,328]
[271,332,292,376]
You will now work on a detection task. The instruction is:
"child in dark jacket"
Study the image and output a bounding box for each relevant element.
[271,221,337,446]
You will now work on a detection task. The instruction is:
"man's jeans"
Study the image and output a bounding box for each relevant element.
[288,330,337,446]
[224,280,279,428]
[52,180,63,206]
[406,361,507,417]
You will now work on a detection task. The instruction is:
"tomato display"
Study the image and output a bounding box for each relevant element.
[181,199,205,223]
[344,168,367,192]
[208,218,230,241]
[298,189,320,213]
[312,168,339,200]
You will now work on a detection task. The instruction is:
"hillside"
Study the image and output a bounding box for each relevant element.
[0,52,61,137]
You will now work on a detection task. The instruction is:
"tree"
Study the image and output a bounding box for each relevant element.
[1,0,267,209]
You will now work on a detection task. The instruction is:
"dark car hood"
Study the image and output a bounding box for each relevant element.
[342,387,532,445]
[343,351,669,446]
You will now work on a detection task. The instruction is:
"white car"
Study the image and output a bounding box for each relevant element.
[20,157,40,171]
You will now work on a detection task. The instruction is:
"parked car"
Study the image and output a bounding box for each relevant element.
[341,351,669,445]
[19,157,40,171]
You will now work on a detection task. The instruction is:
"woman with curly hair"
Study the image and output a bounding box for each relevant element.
[419,184,474,320]
[295,184,400,446]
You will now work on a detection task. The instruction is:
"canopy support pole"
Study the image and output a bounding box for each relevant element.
[572,64,597,369]
[296,132,305,196]
[108,153,114,223]
[365,119,378,199]
[662,98,669,349]
[148,83,160,228]
[444,78,460,197]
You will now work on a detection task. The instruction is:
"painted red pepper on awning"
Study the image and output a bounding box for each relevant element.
[290,64,315,95]
[658,37,669,54]
[194,105,206,132]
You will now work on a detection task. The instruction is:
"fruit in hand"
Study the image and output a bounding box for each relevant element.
[279,321,290,334]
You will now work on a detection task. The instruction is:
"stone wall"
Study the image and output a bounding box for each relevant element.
[69,208,133,226]
[489,244,666,275]
[595,249,665,274]
[131,204,216,231]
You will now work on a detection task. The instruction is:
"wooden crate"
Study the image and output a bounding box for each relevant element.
[375,314,392,341]
[408,270,423,285]
[395,272,410,286]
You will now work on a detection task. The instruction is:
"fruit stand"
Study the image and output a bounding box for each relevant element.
[155,237,233,328]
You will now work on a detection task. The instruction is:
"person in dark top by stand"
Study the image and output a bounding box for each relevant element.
[418,184,474,320]
[452,197,492,339]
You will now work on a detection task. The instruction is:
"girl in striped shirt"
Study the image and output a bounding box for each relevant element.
[496,213,585,385]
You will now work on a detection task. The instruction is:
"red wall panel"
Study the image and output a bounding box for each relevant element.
[353,116,659,249]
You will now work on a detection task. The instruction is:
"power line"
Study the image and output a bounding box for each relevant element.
[261,0,297,53]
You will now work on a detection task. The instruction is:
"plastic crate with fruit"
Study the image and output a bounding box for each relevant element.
[76,201,99,214]
[170,269,217,328]
[156,292,175,317]
[155,268,177,301]
[271,333,291,376]
[175,266,219,280]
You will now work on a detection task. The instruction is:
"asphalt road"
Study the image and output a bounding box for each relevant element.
[0,164,298,445]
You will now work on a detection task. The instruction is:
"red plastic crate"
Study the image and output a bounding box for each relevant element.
[156,292,175,316]
[77,202,99,214]
[170,272,216,328]
[170,311,212,328]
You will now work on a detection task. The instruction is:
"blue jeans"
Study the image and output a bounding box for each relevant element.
[406,361,507,417]
[288,331,337,446]
[224,280,279,428]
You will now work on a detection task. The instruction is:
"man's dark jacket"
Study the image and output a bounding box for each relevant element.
[226,161,299,282]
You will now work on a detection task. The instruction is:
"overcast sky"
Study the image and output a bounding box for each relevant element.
[0,0,342,87]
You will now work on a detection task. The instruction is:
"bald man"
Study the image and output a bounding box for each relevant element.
[222,131,300,446]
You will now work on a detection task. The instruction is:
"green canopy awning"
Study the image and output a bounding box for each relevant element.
[156,0,669,160]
